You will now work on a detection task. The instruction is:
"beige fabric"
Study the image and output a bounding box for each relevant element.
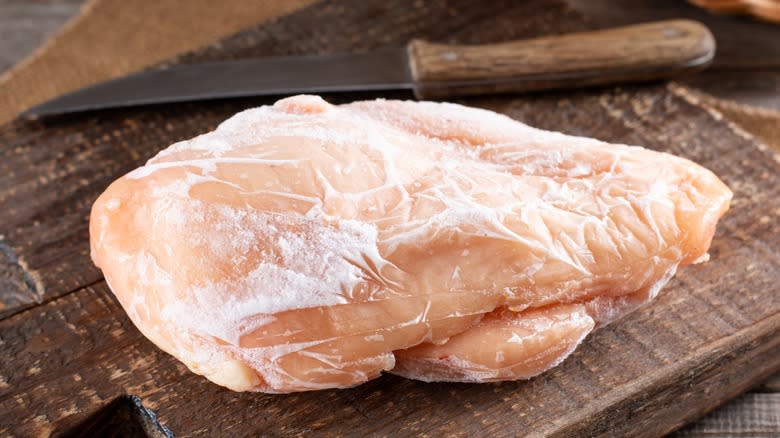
[704,97,780,152]
[675,393,780,437]
[672,84,780,153]
[0,0,319,125]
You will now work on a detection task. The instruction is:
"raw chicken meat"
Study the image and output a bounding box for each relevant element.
[90,95,732,393]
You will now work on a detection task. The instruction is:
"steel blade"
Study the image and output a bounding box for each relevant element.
[24,48,413,116]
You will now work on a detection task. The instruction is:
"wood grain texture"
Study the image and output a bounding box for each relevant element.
[57,395,174,437]
[1,81,778,437]
[0,106,229,319]
[683,71,780,112]
[760,373,780,392]
[559,6,780,432]
[0,0,319,125]
[565,0,780,71]
[554,16,780,436]
[0,0,779,436]
[677,85,780,155]
[0,0,588,320]
[407,20,714,99]
[675,393,780,437]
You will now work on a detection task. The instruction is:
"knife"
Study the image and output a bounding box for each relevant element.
[24,19,714,117]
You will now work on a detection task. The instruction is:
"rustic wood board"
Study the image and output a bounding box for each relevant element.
[1,0,779,436]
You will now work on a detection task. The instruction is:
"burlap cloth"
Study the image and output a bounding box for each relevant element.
[0,0,318,125]
[2,0,778,156]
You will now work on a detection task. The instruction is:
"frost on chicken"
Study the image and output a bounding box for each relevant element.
[90,94,732,393]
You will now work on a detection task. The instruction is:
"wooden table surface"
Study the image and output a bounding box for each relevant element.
[1,1,778,436]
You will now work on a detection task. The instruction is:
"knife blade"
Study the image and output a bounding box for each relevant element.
[24,19,714,117]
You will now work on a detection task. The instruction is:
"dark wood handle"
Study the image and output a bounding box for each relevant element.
[406,20,715,99]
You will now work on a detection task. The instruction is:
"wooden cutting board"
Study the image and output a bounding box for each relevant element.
[1,0,778,436]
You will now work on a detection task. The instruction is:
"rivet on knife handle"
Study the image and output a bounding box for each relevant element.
[406,19,716,99]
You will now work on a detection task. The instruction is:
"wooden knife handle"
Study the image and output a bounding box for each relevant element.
[406,20,715,99]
